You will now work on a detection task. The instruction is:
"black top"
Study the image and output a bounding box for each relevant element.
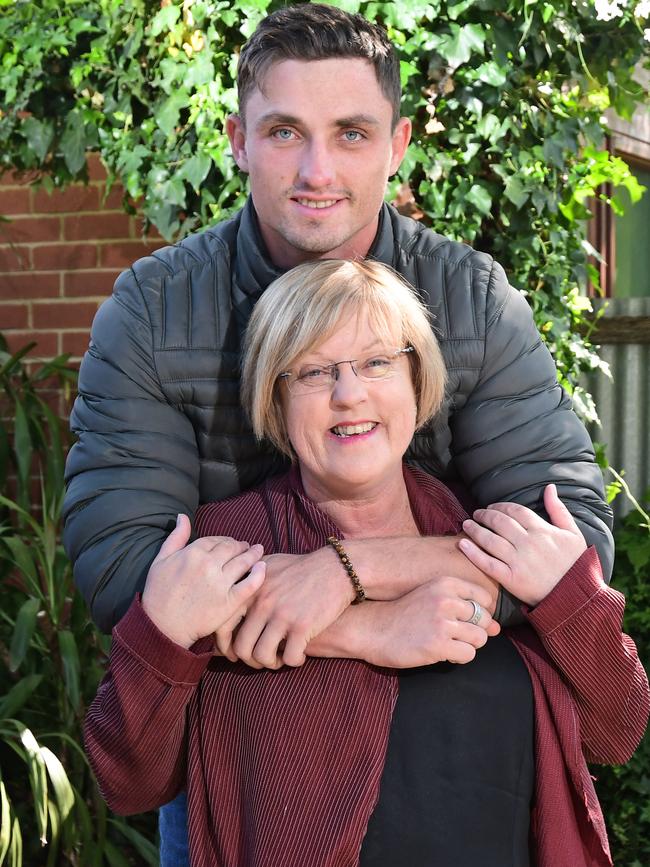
[360,633,535,866]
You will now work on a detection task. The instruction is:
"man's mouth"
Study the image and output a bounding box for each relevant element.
[294,198,339,209]
[330,422,378,438]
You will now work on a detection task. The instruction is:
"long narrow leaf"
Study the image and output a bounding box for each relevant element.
[103,840,130,867]
[1,535,42,597]
[12,398,32,498]
[0,342,36,377]
[0,778,12,864]
[41,746,74,823]
[58,630,81,711]
[45,800,61,867]
[109,818,159,864]
[9,597,40,672]
[0,674,43,719]
[20,727,48,845]
[8,817,20,867]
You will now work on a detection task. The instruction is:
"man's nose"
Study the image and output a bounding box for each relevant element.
[297,139,336,188]
[330,364,367,406]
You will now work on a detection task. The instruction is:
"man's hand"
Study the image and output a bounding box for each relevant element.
[141,514,266,649]
[218,548,355,669]
[458,484,588,607]
[309,578,500,667]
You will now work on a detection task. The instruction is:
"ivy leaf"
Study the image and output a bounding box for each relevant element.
[156,91,188,138]
[476,61,507,87]
[22,117,54,163]
[149,3,181,37]
[60,111,86,174]
[440,23,485,68]
[179,153,211,191]
[504,176,529,208]
[465,183,492,215]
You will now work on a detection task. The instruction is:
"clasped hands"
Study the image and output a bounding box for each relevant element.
[142,485,586,669]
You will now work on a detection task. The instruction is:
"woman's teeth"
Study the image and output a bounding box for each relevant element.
[331,422,377,438]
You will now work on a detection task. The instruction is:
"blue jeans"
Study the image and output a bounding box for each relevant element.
[158,791,190,867]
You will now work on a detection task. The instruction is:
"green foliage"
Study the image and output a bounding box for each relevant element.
[0,337,157,866]
[1,0,649,410]
[593,498,650,867]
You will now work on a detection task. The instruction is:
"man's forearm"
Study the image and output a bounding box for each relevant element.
[342,534,499,614]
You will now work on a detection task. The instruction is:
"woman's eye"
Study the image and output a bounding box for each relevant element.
[365,356,391,369]
[298,366,327,380]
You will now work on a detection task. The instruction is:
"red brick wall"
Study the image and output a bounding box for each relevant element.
[0,155,162,373]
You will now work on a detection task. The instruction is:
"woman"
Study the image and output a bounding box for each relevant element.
[85,260,648,867]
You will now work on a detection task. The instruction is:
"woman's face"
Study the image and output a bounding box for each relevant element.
[280,311,418,500]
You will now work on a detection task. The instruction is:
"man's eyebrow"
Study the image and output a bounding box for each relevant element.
[254,112,301,129]
[254,112,381,130]
[334,115,381,128]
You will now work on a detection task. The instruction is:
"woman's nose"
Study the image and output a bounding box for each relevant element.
[330,364,367,405]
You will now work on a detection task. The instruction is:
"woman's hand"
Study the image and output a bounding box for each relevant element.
[458,484,587,607]
[141,514,266,649]
[359,578,500,668]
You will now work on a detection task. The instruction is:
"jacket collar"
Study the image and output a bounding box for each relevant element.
[235,198,396,298]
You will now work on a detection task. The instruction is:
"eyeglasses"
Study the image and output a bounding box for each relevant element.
[279,347,414,395]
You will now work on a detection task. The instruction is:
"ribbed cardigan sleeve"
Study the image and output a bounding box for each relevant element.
[525,547,649,764]
[83,598,213,815]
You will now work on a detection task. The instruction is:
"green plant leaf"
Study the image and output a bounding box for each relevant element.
[2,534,42,595]
[22,117,54,163]
[58,630,81,711]
[9,597,40,672]
[0,674,43,719]
[103,840,131,867]
[109,818,159,864]
[0,777,12,864]
[465,184,492,215]
[41,746,75,823]
[20,727,48,845]
[60,110,87,174]
[12,398,32,492]
[179,152,211,192]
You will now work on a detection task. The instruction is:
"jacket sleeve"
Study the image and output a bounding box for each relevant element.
[63,264,200,633]
[449,260,614,581]
[525,547,650,764]
[84,598,212,815]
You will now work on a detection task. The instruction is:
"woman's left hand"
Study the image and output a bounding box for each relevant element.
[458,484,587,607]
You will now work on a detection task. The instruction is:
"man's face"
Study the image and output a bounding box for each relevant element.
[227,58,411,269]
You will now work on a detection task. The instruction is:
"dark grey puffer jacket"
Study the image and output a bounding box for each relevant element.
[63,201,613,633]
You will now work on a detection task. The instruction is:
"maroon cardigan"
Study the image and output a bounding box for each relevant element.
[84,467,649,867]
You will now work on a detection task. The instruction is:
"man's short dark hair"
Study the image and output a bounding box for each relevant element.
[237,3,401,127]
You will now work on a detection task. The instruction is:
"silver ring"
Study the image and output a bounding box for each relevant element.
[466,600,482,626]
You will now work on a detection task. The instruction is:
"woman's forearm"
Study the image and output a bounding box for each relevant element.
[344,535,499,613]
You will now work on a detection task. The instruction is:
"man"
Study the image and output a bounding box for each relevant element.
[64,0,611,647]
[65,4,612,855]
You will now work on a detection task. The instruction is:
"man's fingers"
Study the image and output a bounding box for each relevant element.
[282,632,308,668]
[250,619,286,669]
[544,484,580,533]
[154,513,192,561]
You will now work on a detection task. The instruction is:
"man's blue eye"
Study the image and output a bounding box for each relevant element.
[343,131,362,141]
[275,129,294,140]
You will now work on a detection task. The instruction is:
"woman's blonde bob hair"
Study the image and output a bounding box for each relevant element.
[241,259,446,458]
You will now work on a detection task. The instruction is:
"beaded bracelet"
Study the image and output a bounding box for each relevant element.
[326,536,366,604]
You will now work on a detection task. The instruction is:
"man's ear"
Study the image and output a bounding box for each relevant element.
[226,114,249,172]
[389,117,412,176]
